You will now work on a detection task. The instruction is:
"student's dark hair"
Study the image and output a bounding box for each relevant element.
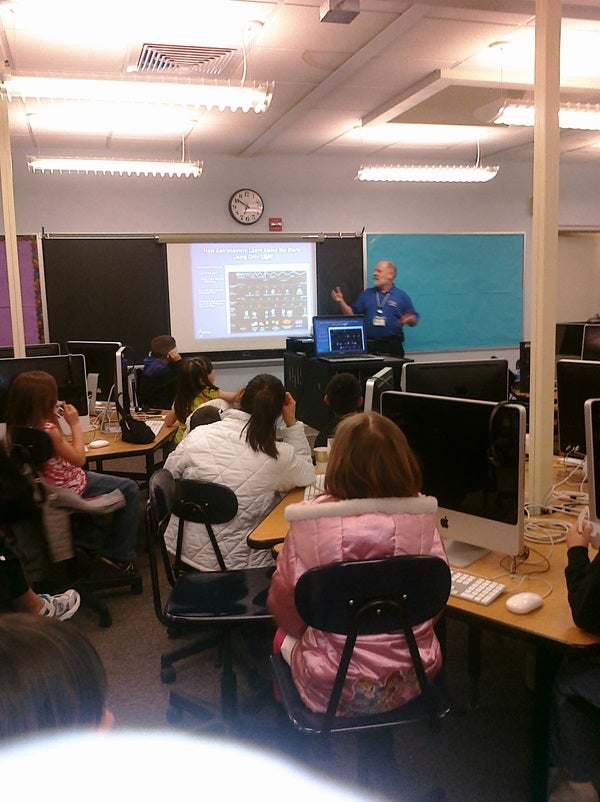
[0,614,107,739]
[150,334,176,359]
[173,357,216,424]
[325,372,362,416]
[189,404,221,430]
[240,374,285,459]
[325,411,422,500]
[5,370,60,429]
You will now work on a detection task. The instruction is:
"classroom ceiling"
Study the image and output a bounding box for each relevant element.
[1,0,600,168]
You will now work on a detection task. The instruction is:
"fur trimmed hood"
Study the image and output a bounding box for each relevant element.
[284,495,437,522]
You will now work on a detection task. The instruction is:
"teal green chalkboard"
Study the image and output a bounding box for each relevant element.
[367,234,524,352]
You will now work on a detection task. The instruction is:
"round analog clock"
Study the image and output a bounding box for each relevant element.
[228,188,264,225]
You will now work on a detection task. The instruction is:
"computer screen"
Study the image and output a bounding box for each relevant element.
[518,341,531,394]
[581,324,600,361]
[556,323,584,359]
[114,345,135,415]
[401,359,509,402]
[556,359,600,457]
[585,398,600,526]
[363,367,394,414]
[0,343,61,359]
[66,341,122,402]
[381,390,526,567]
[0,354,90,434]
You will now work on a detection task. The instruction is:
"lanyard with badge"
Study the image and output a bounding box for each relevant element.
[373,291,390,327]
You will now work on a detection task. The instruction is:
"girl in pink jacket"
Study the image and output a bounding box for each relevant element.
[267,411,448,716]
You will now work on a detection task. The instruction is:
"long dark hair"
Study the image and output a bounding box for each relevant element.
[173,357,216,424]
[240,374,286,459]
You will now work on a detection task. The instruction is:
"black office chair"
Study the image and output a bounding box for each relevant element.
[271,555,451,787]
[146,469,273,726]
[8,425,143,627]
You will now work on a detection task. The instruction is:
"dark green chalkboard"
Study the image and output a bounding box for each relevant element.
[367,234,524,352]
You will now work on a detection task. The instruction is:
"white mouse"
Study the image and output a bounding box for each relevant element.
[88,439,109,449]
[505,592,544,615]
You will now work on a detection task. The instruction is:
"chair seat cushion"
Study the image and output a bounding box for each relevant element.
[165,566,273,620]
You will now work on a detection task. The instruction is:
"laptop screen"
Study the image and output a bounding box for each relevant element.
[312,315,368,356]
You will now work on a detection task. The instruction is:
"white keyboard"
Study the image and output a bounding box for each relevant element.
[303,473,326,501]
[141,418,164,436]
[450,569,507,606]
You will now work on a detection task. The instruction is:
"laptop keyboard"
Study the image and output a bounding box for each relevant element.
[303,473,326,500]
[141,418,164,436]
[319,354,384,362]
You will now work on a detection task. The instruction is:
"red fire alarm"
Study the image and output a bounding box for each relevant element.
[269,217,283,232]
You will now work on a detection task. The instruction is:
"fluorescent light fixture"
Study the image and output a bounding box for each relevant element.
[494,99,600,130]
[3,72,274,113]
[27,156,203,178]
[26,102,201,135]
[356,164,499,183]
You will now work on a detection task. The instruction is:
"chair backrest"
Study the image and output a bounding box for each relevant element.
[9,426,54,467]
[146,468,178,622]
[294,555,451,728]
[295,555,450,635]
[172,479,238,572]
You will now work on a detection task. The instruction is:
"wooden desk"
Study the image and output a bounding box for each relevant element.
[84,419,176,483]
[246,483,600,801]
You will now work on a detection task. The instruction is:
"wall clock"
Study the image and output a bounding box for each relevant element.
[228,188,264,225]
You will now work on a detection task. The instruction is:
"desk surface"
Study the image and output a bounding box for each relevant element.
[247,484,600,652]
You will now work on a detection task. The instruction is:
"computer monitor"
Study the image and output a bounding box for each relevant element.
[556,359,600,457]
[66,341,122,403]
[0,354,90,436]
[556,323,584,360]
[518,341,531,394]
[0,343,61,359]
[585,398,600,530]
[381,391,526,567]
[114,345,136,415]
[581,324,600,361]
[401,359,509,402]
[363,367,394,414]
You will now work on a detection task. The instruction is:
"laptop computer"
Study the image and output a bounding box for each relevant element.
[312,315,383,362]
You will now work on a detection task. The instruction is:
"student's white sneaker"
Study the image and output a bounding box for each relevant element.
[38,590,81,621]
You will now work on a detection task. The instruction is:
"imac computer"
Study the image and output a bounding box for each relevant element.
[581,324,600,361]
[401,359,509,402]
[114,345,136,415]
[556,359,600,458]
[0,343,61,359]
[381,390,526,567]
[584,398,600,547]
[363,367,394,414]
[0,354,90,437]
[66,341,122,408]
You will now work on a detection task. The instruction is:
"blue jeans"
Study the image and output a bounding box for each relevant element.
[550,655,600,782]
[74,471,140,563]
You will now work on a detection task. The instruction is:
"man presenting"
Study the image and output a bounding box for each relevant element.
[331,260,418,357]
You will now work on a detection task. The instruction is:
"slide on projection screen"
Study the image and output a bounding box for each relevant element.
[167,241,317,355]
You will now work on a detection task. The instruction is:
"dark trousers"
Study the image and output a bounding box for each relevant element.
[367,337,405,358]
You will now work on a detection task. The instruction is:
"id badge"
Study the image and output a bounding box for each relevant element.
[373,315,386,327]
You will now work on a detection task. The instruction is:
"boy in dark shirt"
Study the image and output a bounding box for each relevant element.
[137,334,182,410]
[314,373,363,449]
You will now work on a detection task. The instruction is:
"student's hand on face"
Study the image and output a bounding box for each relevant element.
[62,403,79,426]
[167,348,181,362]
[281,391,297,426]
[233,386,244,404]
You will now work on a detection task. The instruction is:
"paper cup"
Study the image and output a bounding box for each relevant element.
[314,446,329,474]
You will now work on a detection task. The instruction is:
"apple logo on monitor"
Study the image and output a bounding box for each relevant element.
[439,516,449,529]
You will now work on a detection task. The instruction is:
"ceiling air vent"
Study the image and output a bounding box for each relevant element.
[135,43,242,77]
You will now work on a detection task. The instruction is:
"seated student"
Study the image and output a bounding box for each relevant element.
[6,371,140,576]
[137,334,182,410]
[267,411,447,716]
[164,374,314,571]
[164,356,242,446]
[0,614,113,739]
[549,521,600,802]
[0,446,80,619]
[313,372,363,449]
[188,403,221,431]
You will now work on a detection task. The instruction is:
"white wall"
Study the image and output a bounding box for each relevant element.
[557,232,600,322]
[5,147,600,369]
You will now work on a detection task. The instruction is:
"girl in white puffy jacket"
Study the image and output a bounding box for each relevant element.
[163,374,315,571]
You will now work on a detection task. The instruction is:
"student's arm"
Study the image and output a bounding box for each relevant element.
[267,534,307,639]
[48,404,86,467]
[565,522,600,633]
[218,387,243,404]
[164,408,177,427]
